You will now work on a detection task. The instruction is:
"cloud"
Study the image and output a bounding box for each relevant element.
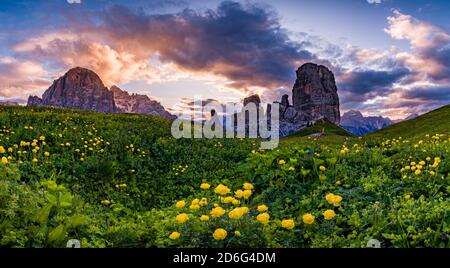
[385,9,450,83]
[0,57,50,98]
[14,1,316,93]
[67,0,81,4]
[367,0,383,4]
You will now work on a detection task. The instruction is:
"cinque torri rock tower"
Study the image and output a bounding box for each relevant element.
[292,63,340,124]
[276,63,340,136]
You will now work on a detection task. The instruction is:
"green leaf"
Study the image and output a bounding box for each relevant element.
[48,224,66,243]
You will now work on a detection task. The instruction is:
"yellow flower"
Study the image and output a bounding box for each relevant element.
[325,193,342,206]
[319,165,326,171]
[221,196,235,204]
[199,198,208,206]
[278,159,285,165]
[0,146,5,154]
[200,215,210,221]
[404,166,411,170]
[175,213,189,224]
[302,213,315,225]
[1,156,8,165]
[101,199,111,205]
[429,171,435,176]
[213,228,227,240]
[410,162,416,166]
[257,204,268,212]
[7,148,13,153]
[281,219,295,230]
[39,136,46,141]
[191,198,200,205]
[214,184,231,195]
[175,200,186,208]
[210,207,226,218]
[234,231,241,237]
[243,182,254,190]
[419,161,426,166]
[323,210,336,220]
[415,169,421,175]
[189,204,200,210]
[242,189,252,199]
[232,199,240,205]
[200,183,211,190]
[234,189,244,198]
[256,213,270,224]
[169,231,180,240]
[228,207,247,219]
[44,152,50,157]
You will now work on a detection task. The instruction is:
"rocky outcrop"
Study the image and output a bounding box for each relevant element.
[110,86,175,119]
[27,67,175,119]
[276,63,340,136]
[27,67,116,113]
[340,110,393,136]
[291,63,340,125]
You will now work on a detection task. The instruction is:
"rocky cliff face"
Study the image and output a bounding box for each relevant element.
[291,63,340,125]
[340,110,392,136]
[27,67,175,119]
[110,85,175,119]
[276,63,340,136]
[27,67,116,113]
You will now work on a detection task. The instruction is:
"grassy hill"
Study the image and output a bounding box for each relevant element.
[281,118,355,145]
[366,104,450,140]
[0,105,448,248]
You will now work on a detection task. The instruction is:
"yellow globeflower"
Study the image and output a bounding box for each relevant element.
[200,183,211,190]
[257,204,268,212]
[189,204,200,210]
[234,231,241,237]
[199,198,208,206]
[415,169,421,175]
[200,215,210,221]
[169,231,180,240]
[210,207,226,218]
[234,189,244,198]
[302,213,315,225]
[0,146,5,154]
[1,156,8,165]
[256,213,270,225]
[228,207,246,219]
[325,193,335,204]
[243,183,254,190]
[214,184,231,195]
[419,161,426,166]
[281,219,295,230]
[242,189,252,199]
[191,198,200,205]
[213,228,227,240]
[319,165,326,171]
[221,196,235,204]
[175,200,186,208]
[232,199,240,205]
[175,213,189,224]
[278,159,286,165]
[44,152,50,157]
[323,210,336,220]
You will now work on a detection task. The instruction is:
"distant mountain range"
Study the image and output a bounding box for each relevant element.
[340,110,419,136]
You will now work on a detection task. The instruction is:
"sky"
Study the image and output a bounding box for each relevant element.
[0,0,449,120]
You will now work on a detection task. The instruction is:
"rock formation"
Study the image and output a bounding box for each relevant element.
[277,63,341,136]
[27,67,175,119]
[110,86,175,119]
[27,67,116,113]
[340,110,392,136]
